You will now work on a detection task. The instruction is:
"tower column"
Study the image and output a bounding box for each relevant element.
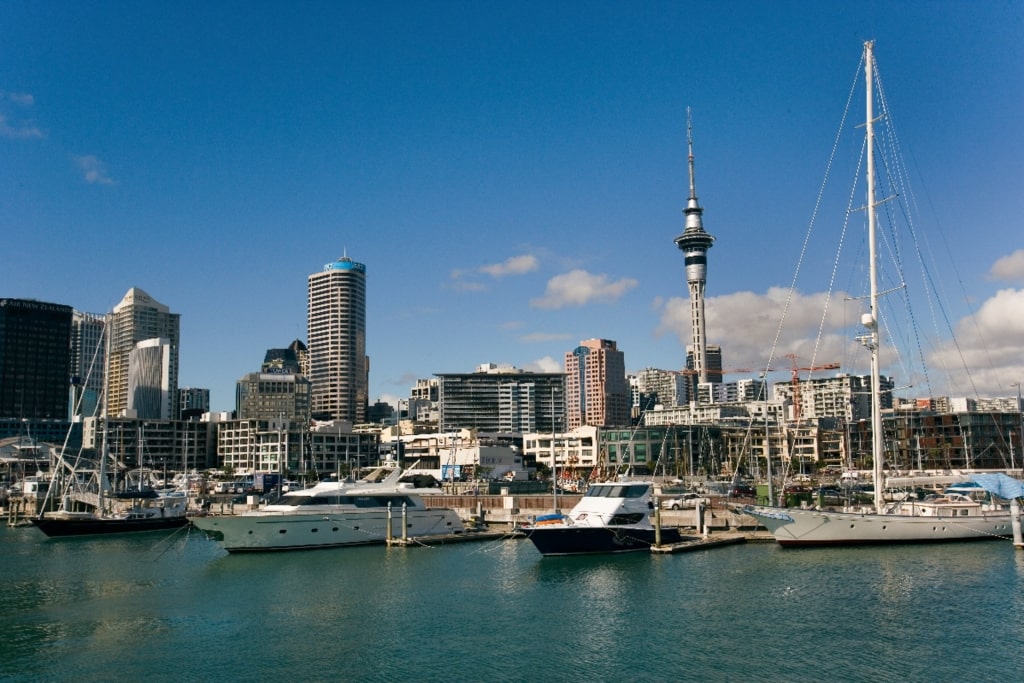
[674,109,716,385]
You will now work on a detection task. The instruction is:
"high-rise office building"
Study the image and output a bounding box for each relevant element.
[179,387,210,419]
[70,311,106,418]
[674,111,716,384]
[289,339,309,377]
[126,337,172,419]
[308,255,368,423]
[262,347,302,374]
[437,364,564,433]
[565,339,629,429]
[106,288,180,418]
[235,371,311,421]
[0,298,73,420]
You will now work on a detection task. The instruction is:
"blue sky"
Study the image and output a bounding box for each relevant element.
[2,1,1022,412]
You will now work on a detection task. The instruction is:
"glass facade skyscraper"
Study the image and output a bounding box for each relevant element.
[0,298,73,420]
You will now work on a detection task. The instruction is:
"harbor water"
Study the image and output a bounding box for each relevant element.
[2,525,1023,682]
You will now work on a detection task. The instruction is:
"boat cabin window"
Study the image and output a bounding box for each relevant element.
[584,484,650,498]
[299,495,415,508]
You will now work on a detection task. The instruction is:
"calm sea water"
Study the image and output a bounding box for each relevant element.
[2,524,1023,682]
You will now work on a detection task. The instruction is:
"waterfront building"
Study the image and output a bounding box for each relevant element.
[366,399,395,424]
[643,402,750,426]
[389,429,528,481]
[0,434,58,474]
[633,368,691,412]
[437,364,564,434]
[876,409,1023,473]
[235,371,311,422]
[0,298,73,420]
[405,378,439,423]
[70,310,106,419]
[126,337,173,419]
[772,373,892,423]
[599,424,730,477]
[698,378,767,404]
[216,417,377,476]
[522,425,600,473]
[565,339,629,429]
[83,416,214,471]
[179,387,210,420]
[106,288,180,419]
[674,112,716,385]
[411,378,439,403]
[308,255,368,423]
[686,344,723,398]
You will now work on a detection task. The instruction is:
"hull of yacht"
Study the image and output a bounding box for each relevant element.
[32,512,188,537]
[743,505,1013,547]
[526,525,683,556]
[190,508,464,552]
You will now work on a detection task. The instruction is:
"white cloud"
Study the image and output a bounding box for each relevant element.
[530,269,638,309]
[2,92,35,107]
[0,114,43,139]
[657,285,1024,397]
[523,355,564,373]
[988,250,1024,282]
[657,287,857,371]
[0,92,43,139]
[927,288,1024,395]
[480,254,539,278]
[73,155,116,185]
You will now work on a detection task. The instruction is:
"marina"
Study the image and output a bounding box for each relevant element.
[3,8,1023,681]
[3,522,1024,682]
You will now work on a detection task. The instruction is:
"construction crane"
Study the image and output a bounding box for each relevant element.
[785,354,840,423]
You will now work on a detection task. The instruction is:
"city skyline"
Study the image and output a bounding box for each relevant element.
[3,3,1022,412]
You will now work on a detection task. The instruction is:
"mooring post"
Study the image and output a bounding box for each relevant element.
[1011,498,1022,549]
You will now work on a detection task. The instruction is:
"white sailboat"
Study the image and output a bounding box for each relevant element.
[744,41,1020,546]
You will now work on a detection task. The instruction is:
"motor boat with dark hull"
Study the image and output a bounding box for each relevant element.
[524,480,683,556]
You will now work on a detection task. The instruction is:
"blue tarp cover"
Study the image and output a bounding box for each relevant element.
[968,473,1024,500]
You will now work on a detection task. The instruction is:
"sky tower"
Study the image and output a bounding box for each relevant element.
[674,109,715,383]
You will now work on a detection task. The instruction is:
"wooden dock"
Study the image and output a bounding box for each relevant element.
[386,528,523,547]
[650,533,747,554]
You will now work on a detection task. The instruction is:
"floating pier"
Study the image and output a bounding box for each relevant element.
[386,528,522,547]
[651,533,748,554]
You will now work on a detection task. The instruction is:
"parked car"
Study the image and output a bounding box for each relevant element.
[700,482,729,497]
[811,487,844,506]
[727,484,757,498]
[660,492,710,510]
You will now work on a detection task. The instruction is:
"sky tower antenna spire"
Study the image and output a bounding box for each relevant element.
[674,108,716,386]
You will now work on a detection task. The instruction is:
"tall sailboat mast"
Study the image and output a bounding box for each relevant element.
[863,40,885,514]
[98,312,113,514]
